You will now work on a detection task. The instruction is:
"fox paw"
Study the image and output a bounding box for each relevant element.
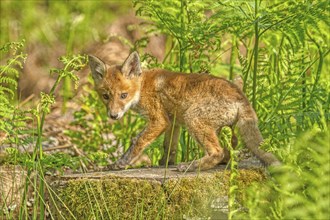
[107,159,129,170]
[177,162,196,172]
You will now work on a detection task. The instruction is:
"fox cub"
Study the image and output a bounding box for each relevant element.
[89,52,281,171]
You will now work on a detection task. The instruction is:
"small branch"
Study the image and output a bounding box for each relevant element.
[28,144,72,154]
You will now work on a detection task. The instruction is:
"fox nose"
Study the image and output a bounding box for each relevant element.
[110,113,118,120]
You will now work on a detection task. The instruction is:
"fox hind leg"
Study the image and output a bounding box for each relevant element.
[177,122,224,172]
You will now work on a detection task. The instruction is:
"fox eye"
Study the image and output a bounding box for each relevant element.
[102,94,110,100]
[120,93,128,99]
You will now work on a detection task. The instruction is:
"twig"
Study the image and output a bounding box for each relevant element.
[18,94,35,108]
[27,144,72,153]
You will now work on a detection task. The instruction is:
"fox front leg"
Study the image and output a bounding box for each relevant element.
[109,133,146,169]
[109,117,169,170]
[109,136,139,170]
[159,123,180,166]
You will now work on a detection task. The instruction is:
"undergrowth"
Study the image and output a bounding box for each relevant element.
[0,41,30,146]
[238,125,330,220]
[0,42,87,219]
[0,0,329,219]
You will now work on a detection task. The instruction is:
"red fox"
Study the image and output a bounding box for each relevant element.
[89,52,281,171]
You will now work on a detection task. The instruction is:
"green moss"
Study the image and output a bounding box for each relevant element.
[52,177,164,219]
[50,169,265,219]
[164,175,225,218]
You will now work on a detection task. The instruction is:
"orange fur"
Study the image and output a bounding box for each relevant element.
[89,52,281,171]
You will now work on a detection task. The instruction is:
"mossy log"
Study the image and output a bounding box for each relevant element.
[49,162,266,220]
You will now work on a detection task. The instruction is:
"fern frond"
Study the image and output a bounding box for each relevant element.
[0,85,15,98]
[239,127,330,219]
[0,40,27,142]
[0,76,18,87]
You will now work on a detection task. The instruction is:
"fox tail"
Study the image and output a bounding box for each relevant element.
[237,106,281,167]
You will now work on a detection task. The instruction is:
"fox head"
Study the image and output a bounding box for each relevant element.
[88,52,142,120]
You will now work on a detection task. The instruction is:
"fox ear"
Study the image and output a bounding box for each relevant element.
[89,55,106,82]
[121,51,142,78]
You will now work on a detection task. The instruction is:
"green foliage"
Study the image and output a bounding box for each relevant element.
[213,0,330,145]
[221,127,239,220]
[0,51,90,220]
[15,54,86,220]
[66,84,116,153]
[0,41,34,157]
[0,40,28,137]
[134,0,221,73]
[31,53,86,161]
[41,153,81,172]
[49,54,85,92]
[238,126,330,220]
[88,151,109,167]
[3,148,81,172]
[0,1,130,50]
[3,148,32,166]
